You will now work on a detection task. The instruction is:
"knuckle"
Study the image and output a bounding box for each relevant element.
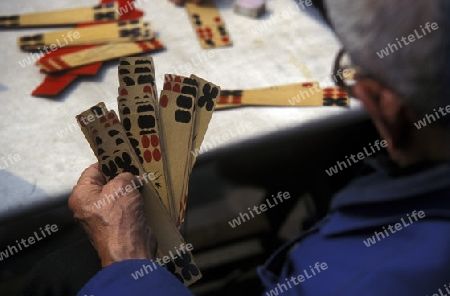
[107,176,140,198]
[109,177,128,189]
[107,178,122,189]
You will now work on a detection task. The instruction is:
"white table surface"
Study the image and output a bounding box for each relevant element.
[0,0,362,219]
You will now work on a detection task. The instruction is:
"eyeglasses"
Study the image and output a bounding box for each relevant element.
[332,48,362,98]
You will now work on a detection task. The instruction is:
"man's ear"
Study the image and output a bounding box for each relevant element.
[353,79,412,150]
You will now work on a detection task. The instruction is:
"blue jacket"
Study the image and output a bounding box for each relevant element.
[78,160,450,296]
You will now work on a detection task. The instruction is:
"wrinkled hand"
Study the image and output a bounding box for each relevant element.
[68,163,157,268]
[171,0,202,6]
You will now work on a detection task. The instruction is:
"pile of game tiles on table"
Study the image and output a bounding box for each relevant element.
[76,56,221,287]
[0,0,163,96]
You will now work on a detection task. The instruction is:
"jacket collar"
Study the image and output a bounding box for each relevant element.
[330,160,450,211]
[322,160,450,236]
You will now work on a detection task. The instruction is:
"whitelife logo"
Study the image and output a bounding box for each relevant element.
[414,104,450,130]
[170,50,216,75]
[265,262,328,295]
[130,243,194,280]
[325,139,387,176]
[0,154,21,171]
[0,224,59,261]
[93,172,156,209]
[363,210,425,247]
[191,121,254,157]
[57,106,108,139]
[250,0,314,36]
[427,282,450,296]
[376,22,439,59]
[288,83,322,106]
[18,31,81,67]
[228,191,291,228]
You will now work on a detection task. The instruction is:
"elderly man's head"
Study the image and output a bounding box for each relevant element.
[325,0,450,166]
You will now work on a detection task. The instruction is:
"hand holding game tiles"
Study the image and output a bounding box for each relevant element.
[76,56,224,286]
[75,57,224,285]
[77,103,202,287]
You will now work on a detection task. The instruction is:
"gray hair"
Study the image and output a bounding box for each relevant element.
[324,0,450,121]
